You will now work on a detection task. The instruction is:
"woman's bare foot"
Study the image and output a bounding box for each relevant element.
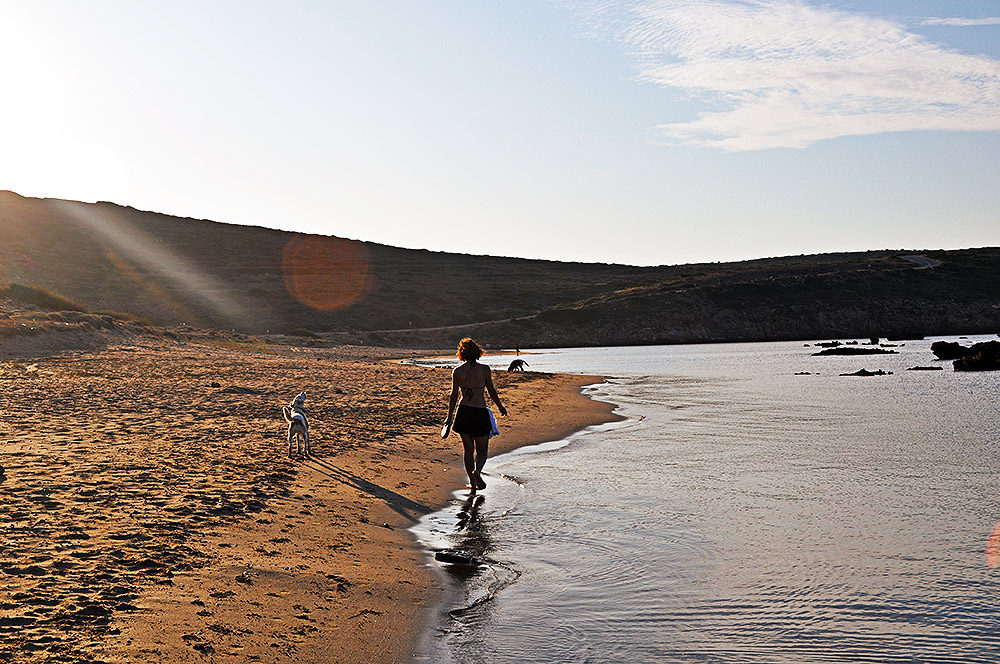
[475,473,487,490]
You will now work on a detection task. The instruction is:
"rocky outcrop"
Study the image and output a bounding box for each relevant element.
[931,341,970,360]
[840,368,892,376]
[813,347,898,356]
[953,341,1000,372]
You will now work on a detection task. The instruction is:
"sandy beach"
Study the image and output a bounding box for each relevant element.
[0,334,618,663]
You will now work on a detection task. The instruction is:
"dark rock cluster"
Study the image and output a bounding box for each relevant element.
[812,347,898,356]
[953,340,1000,372]
[930,341,970,360]
[840,368,892,376]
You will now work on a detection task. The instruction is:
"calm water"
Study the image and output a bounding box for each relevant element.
[411,337,1000,663]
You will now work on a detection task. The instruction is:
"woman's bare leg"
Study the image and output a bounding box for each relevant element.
[473,434,490,489]
[460,433,478,491]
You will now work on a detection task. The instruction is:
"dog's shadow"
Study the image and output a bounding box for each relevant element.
[307,456,432,523]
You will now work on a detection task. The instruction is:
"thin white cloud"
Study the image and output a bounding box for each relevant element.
[922,17,1000,27]
[585,0,1000,150]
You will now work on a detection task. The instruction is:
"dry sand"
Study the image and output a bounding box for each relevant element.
[0,337,619,663]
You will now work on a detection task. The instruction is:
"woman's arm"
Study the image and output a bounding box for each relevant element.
[485,367,507,416]
[446,370,460,423]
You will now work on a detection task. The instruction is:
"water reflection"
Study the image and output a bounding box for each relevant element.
[456,493,485,534]
[436,494,490,582]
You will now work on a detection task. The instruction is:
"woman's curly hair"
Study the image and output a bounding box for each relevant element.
[456,337,484,362]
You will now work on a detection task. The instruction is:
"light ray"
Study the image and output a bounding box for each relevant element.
[53,200,247,326]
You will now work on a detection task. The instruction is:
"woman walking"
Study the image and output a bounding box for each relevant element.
[445,338,507,492]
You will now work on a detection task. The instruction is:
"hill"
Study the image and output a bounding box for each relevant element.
[1,190,997,348]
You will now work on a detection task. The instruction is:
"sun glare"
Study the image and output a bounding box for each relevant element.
[0,138,130,203]
[0,13,128,203]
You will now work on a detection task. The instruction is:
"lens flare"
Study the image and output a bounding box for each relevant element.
[987,520,1000,569]
[281,235,370,311]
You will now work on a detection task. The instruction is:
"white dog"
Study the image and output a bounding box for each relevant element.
[282,392,310,458]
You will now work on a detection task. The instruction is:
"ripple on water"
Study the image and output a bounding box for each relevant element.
[414,340,1000,663]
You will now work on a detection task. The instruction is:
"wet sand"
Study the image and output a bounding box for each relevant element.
[0,338,617,663]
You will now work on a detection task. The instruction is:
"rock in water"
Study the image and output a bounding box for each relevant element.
[931,340,970,360]
[435,549,481,566]
[840,368,892,376]
[813,347,898,356]
[953,341,1000,372]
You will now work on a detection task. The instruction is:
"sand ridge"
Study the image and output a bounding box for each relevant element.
[0,338,618,663]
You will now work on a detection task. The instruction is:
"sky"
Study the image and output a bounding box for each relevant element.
[0,0,997,267]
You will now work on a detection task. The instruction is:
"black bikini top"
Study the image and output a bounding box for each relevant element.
[462,384,486,400]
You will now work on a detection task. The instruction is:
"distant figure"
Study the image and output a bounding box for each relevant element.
[445,338,507,492]
[516,346,520,356]
[507,359,528,372]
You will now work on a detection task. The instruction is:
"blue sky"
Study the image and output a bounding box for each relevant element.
[0,1,997,266]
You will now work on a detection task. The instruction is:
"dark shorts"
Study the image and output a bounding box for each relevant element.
[453,404,492,437]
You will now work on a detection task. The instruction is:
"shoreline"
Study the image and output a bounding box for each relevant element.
[408,376,625,662]
[0,337,620,663]
[405,370,623,663]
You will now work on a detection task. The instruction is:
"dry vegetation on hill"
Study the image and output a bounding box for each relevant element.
[2,190,997,348]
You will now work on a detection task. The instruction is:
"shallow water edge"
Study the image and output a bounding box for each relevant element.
[408,380,628,663]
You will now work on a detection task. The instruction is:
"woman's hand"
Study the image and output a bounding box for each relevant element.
[498,405,508,417]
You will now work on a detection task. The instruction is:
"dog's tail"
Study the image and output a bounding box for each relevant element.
[282,405,292,423]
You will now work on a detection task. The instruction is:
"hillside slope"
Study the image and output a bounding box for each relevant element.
[1,191,997,347]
